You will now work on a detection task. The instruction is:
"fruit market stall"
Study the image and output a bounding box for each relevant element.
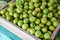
[0,0,60,40]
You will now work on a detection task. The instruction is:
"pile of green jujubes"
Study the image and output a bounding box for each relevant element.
[0,0,60,40]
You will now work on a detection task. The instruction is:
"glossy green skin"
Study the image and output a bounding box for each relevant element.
[51,17,57,22]
[39,23,45,28]
[34,3,39,8]
[30,28,35,34]
[58,5,60,10]
[48,12,53,18]
[31,0,39,3]
[32,11,37,16]
[27,28,31,32]
[40,34,44,38]
[18,20,23,26]
[40,5,45,10]
[35,19,40,24]
[13,18,18,24]
[23,18,29,24]
[35,26,41,31]
[9,12,14,16]
[29,16,36,22]
[41,18,47,24]
[17,8,23,13]
[43,9,49,14]
[20,14,23,19]
[53,21,58,27]
[42,28,47,33]
[42,2,47,6]
[48,6,53,11]
[23,13,28,18]
[6,15,11,20]
[44,33,50,39]
[35,31,41,37]
[48,2,53,7]
[37,13,42,18]
[28,10,32,14]
[22,24,28,30]
[14,13,19,18]
[0,9,6,14]
[35,8,41,12]
[24,5,29,10]
[43,14,47,18]
[49,26,55,31]
[47,21,51,26]
[47,31,52,35]
[30,23,35,27]
[58,11,60,15]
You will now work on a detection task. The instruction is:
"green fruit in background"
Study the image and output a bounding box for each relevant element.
[57,5,60,10]
[53,21,59,27]
[30,28,35,34]
[29,5,34,10]
[13,18,18,24]
[18,20,23,27]
[30,23,35,27]
[44,33,50,39]
[48,12,53,18]
[49,26,55,31]
[37,13,42,18]
[39,23,45,28]
[29,16,36,22]
[34,3,39,8]
[23,18,29,24]
[42,28,47,33]
[9,11,14,16]
[31,0,39,3]
[35,8,41,12]
[40,5,45,10]
[42,2,47,6]
[47,21,51,26]
[47,31,52,35]
[51,17,56,22]
[48,2,53,7]
[35,31,41,37]
[14,13,19,18]
[28,10,32,14]
[16,8,23,13]
[6,15,11,20]
[32,11,37,16]
[35,19,40,24]
[0,9,6,14]
[27,28,31,32]
[23,13,28,18]
[35,26,41,31]
[41,18,47,24]
[20,14,23,19]
[40,34,44,38]
[22,24,28,30]
[43,8,49,14]
[43,14,47,18]
[48,6,53,11]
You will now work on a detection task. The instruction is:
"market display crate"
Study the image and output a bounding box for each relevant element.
[0,0,60,40]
